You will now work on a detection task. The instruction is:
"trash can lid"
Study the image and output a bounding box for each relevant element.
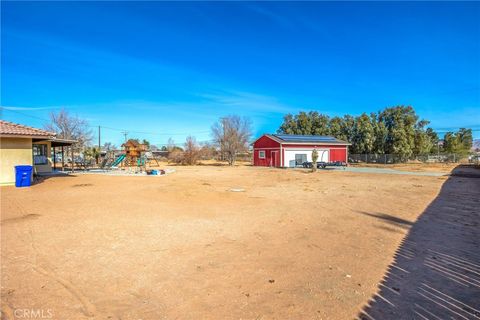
[15,165,33,170]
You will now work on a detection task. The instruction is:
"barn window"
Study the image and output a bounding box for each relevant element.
[259,150,266,159]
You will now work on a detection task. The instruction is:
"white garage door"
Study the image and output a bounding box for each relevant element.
[284,149,329,167]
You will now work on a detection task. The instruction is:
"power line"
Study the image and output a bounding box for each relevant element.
[1,107,211,137]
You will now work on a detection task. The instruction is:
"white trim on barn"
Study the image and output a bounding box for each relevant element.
[283,148,329,167]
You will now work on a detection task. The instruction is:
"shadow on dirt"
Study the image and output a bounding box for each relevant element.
[33,171,76,185]
[358,166,480,320]
[358,212,413,230]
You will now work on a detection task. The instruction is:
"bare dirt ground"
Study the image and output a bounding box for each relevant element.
[359,165,480,319]
[0,164,476,319]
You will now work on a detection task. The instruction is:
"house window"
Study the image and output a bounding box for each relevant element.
[33,144,48,165]
[259,150,266,159]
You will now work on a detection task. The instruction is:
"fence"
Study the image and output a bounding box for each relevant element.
[348,153,462,164]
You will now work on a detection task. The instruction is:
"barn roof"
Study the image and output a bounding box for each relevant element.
[0,120,55,138]
[266,134,350,145]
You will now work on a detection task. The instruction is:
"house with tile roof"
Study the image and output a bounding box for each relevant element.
[0,120,76,185]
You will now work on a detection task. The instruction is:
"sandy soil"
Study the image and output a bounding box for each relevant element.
[359,165,480,319]
[1,165,454,319]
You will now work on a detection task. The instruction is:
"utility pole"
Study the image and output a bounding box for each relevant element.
[122,131,128,143]
[98,126,101,151]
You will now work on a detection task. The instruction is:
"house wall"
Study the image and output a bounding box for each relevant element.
[0,137,33,185]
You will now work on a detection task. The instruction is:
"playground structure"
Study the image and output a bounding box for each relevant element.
[100,139,149,172]
[122,139,148,168]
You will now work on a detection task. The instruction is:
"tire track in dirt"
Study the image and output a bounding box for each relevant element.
[26,230,103,318]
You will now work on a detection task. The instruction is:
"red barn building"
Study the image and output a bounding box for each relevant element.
[252,134,350,167]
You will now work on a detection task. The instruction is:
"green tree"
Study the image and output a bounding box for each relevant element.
[371,113,387,154]
[142,139,151,148]
[351,113,375,153]
[457,128,473,152]
[328,117,345,141]
[341,115,355,143]
[278,114,298,134]
[378,106,418,159]
[426,128,439,154]
[443,132,459,153]
[278,111,330,135]
[443,128,473,156]
[413,120,434,155]
[311,112,330,135]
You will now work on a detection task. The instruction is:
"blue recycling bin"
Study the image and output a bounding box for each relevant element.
[15,165,33,187]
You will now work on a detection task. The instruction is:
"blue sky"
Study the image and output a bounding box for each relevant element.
[1,1,479,145]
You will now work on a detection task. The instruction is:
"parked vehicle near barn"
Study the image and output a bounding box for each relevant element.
[302,160,348,169]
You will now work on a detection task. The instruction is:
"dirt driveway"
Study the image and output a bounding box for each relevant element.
[0,165,474,319]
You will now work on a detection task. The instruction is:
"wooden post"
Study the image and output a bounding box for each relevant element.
[71,147,74,172]
[61,146,65,172]
[53,147,56,171]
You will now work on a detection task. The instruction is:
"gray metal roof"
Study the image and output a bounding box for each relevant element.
[271,134,349,144]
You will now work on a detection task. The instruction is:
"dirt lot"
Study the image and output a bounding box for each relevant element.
[0,165,460,319]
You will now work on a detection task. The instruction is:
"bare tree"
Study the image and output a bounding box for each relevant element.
[183,136,200,165]
[211,115,252,166]
[199,141,216,160]
[167,150,184,164]
[102,142,117,151]
[45,108,92,149]
[167,137,176,152]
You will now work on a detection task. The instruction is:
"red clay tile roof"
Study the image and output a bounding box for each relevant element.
[0,120,55,137]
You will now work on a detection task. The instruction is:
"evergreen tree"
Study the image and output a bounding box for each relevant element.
[457,128,473,152]
[443,132,458,153]
[328,116,345,141]
[276,106,473,161]
[378,106,417,159]
[413,120,434,155]
[371,113,387,154]
[351,113,375,153]
[426,128,439,154]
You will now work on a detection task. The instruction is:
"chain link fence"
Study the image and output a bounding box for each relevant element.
[348,153,463,164]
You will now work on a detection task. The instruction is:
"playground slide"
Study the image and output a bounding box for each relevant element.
[110,154,126,167]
